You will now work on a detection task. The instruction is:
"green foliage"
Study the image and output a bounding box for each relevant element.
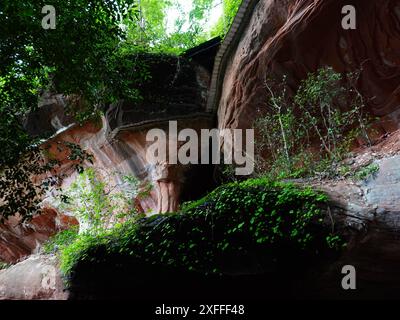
[125,0,242,54]
[43,226,79,254]
[326,234,345,250]
[210,0,242,37]
[0,0,142,165]
[0,112,34,167]
[255,67,373,180]
[0,261,11,270]
[0,0,239,221]
[127,0,223,54]
[255,76,306,178]
[295,67,359,161]
[0,0,149,221]
[354,163,380,181]
[59,177,338,278]
[0,142,92,222]
[58,168,144,233]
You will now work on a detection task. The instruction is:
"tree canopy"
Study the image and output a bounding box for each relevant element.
[0,0,140,165]
[127,0,242,54]
[210,0,242,37]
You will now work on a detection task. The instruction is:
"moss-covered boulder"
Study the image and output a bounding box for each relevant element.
[57,178,339,299]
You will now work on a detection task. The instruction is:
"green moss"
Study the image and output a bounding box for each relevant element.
[59,178,337,279]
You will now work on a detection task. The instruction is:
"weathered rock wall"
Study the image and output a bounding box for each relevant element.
[0,54,216,263]
[217,0,400,133]
[0,254,67,300]
[42,115,214,216]
[208,0,400,298]
[0,209,77,263]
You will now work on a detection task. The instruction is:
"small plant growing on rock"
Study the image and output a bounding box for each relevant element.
[326,234,345,250]
[295,67,371,162]
[58,168,145,234]
[354,163,380,181]
[255,76,308,178]
[0,261,11,270]
[255,67,374,180]
[43,226,79,254]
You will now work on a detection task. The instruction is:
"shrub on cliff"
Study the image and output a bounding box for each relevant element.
[255,67,374,180]
[43,226,79,255]
[59,178,338,279]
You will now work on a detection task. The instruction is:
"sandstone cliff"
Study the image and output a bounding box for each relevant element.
[215,0,400,134]
[2,0,400,300]
[0,54,215,264]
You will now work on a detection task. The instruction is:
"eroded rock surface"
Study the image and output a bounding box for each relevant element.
[302,130,400,298]
[0,254,67,300]
[0,209,77,263]
[1,54,216,264]
[217,0,400,133]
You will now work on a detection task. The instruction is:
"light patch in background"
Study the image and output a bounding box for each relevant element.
[206,1,224,31]
[166,0,223,35]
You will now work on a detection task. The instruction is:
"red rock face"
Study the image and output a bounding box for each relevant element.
[218,0,400,133]
[1,116,214,263]
[41,116,214,214]
[0,209,77,263]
